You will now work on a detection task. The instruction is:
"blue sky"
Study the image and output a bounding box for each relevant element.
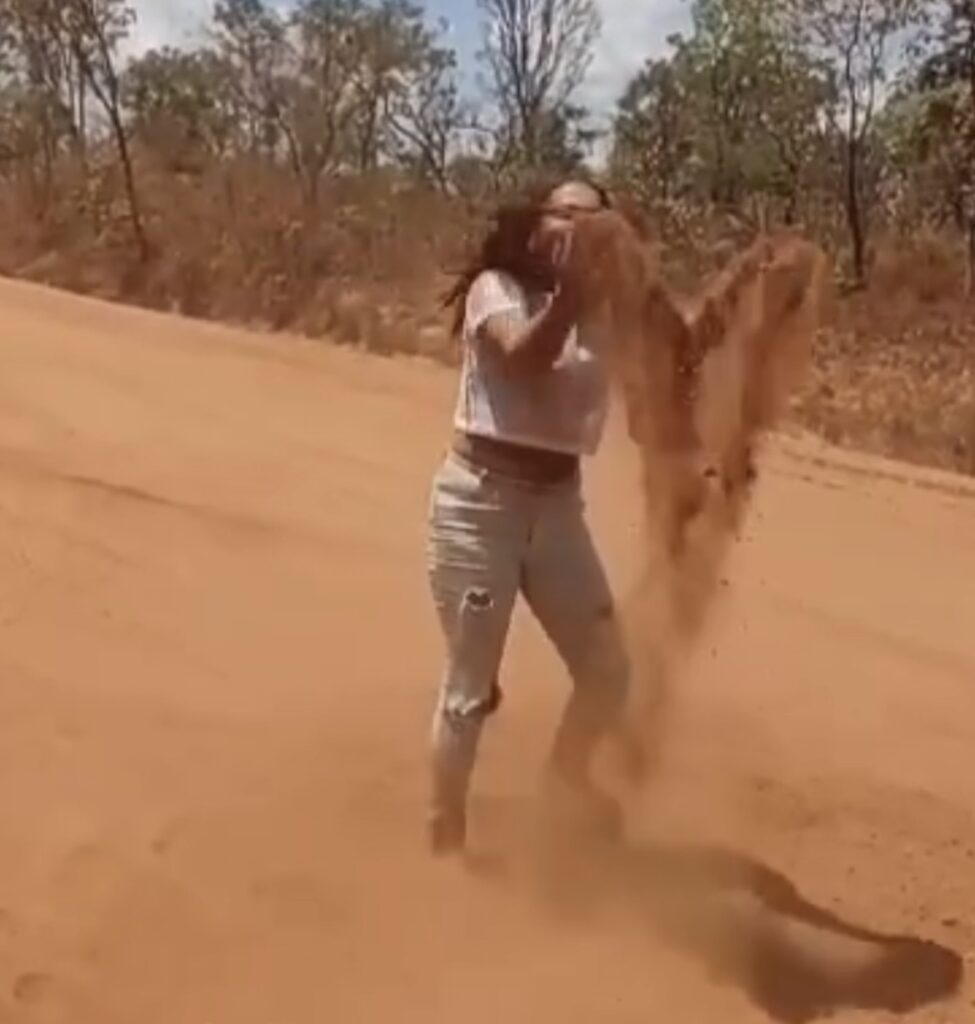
[131,0,691,112]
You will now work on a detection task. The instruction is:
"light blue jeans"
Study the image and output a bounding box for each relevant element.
[426,452,631,820]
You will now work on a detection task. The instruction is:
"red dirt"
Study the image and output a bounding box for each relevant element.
[0,277,972,1023]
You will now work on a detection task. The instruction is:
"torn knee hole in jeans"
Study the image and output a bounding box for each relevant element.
[463,587,494,612]
[443,684,502,723]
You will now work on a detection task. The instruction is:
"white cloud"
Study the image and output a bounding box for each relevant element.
[584,0,690,113]
[128,0,214,53]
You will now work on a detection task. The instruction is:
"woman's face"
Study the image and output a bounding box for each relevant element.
[527,182,605,285]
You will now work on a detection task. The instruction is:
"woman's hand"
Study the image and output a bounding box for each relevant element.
[548,218,588,314]
[478,223,583,376]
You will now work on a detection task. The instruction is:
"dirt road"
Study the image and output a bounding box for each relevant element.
[1,277,973,1023]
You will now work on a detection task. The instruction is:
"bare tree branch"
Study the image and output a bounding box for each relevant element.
[477,0,600,170]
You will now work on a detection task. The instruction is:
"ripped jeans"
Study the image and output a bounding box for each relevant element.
[426,452,630,820]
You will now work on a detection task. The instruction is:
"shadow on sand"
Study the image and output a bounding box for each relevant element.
[615,843,964,1022]
[473,813,964,1023]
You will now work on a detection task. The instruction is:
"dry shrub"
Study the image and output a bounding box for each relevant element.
[1,151,467,356]
[0,157,971,473]
[795,244,975,473]
[871,228,965,306]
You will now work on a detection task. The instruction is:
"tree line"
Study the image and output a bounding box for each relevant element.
[614,0,975,289]
[1,0,973,291]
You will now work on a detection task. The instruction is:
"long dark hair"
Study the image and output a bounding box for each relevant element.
[442,177,615,337]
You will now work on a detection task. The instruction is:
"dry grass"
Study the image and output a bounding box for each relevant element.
[0,157,971,474]
[797,236,975,475]
[0,155,468,362]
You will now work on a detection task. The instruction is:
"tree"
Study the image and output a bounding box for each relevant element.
[213,0,291,160]
[612,55,692,207]
[286,0,365,197]
[684,0,773,208]
[612,0,831,227]
[59,0,147,259]
[477,0,600,172]
[0,0,90,200]
[124,47,240,167]
[920,0,975,293]
[686,0,833,216]
[1,0,148,255]
[385,30,465,191]
[213,0,363,201]
[211,0,464,200]
[787,0,925,285]
[919,1,975,95]
[348,0,427,174]
[880,0,975,294]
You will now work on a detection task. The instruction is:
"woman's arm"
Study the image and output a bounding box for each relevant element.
[476,219,584,376]
[477,286,582,376]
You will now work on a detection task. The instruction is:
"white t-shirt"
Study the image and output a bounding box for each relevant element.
[454,270,610,456]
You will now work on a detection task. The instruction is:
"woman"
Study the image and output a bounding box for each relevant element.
[427,179,634,855]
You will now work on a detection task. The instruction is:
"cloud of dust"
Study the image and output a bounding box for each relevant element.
[573,214,830,775]
[529,219,962,1022]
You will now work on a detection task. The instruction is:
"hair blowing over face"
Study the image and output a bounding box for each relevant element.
[441,178,620,338]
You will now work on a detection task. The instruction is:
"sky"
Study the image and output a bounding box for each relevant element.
[129,0,692,113]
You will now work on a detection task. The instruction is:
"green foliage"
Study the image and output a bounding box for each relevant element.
[124,47,240,165]
[207,0,466,196]
[883,0,975,254]
[612,0,831,222]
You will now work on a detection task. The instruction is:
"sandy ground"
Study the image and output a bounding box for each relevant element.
[1,277,974,1024]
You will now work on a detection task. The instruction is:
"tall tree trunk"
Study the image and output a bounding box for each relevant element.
[966,214,975,299]
[108,107,149,262]
[77,73,88,163]
[70,23,149,262]
[846,137,866,287]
